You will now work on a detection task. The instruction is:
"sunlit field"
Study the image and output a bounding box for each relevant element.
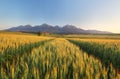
[0,32,120,79]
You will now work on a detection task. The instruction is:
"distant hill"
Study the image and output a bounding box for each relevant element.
[6,23,112,34]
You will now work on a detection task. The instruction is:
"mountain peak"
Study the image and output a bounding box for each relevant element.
[63,25,78,29]
[40,23,53,28]
[41,23,51,26]
[24,25,32,28]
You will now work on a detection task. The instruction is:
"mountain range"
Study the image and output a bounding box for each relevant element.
[6,23,112,34]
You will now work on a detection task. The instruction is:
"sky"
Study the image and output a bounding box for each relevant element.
[0,0,120,33]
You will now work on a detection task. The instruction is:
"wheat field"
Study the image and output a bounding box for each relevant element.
[0,33,120,79]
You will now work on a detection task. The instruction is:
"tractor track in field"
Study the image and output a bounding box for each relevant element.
[1,38,120,79]
[67,39,120,75]
[0,39,53,66]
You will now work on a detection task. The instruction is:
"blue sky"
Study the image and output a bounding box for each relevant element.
[0,0,120,33]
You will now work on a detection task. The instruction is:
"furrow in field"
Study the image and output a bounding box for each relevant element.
[0,39,53,79]
[68,39,120,75]
[2,38,118,79]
